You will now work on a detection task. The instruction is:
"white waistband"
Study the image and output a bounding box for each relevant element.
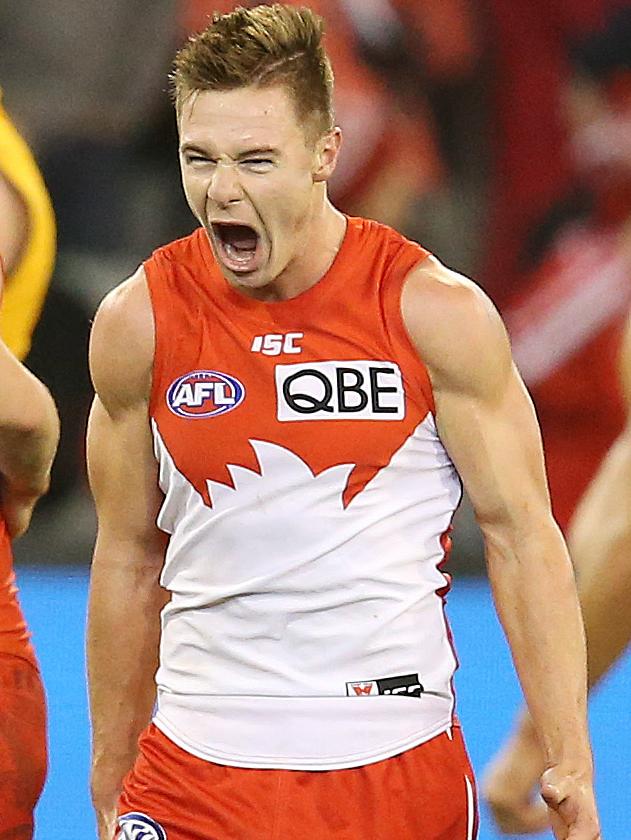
[153,690,453,770]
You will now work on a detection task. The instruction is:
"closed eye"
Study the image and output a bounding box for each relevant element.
[184,153,215,166]
[241,158,274,172]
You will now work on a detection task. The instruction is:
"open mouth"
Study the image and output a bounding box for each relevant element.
[211,222,262,273]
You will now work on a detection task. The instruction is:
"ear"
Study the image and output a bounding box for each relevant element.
[313,128,343,183]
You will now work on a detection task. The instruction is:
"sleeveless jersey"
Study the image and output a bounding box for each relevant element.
[0,95,55,361]
[146,217,463,770]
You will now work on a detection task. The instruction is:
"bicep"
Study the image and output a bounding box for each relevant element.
[401,258,556,534]
[87,396,165,554]
[87,267,162,552]
[435,365,552,532]
[0,341,57,434]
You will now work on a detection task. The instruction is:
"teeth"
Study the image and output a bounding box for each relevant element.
[224,242,255,263]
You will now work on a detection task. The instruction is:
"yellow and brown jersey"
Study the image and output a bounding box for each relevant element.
[0,96,55,360]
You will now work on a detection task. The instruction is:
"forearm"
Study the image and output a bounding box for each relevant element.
[567,432,631,689]
[0,419,57,494]
[0,351,59,492]
[87,538,166,791]
[484,518,591,772]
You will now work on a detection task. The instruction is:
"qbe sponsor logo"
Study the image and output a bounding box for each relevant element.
[166,370,245,419]
[346,673,424,698]
[275,360,405,422]
[117,811,167,840]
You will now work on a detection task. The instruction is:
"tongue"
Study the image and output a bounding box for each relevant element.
[221,225,258,252]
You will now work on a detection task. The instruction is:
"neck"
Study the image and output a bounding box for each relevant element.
[236,194,347,302]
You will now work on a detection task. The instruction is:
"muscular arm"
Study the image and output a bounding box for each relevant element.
[402,256,600,840]
[0,339,58,486]
[86,268,169,839]
[0,346,59,539]
[0,238,58,535]
[569,314,631,687]
[483,314,631,835]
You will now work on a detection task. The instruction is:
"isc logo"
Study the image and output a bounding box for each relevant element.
[275,360,405,422]
[251,332,303,356]
[166,370,245,419]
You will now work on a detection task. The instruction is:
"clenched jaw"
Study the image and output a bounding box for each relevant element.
[210,221,264,274]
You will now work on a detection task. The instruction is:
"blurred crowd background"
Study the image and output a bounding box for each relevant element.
[2,0,631,573]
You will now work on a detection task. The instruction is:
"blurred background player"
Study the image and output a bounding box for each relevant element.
[0,92,55,360]
[0,92,59,838]
[483,310,631,835]
[482,0,631,532]
[483,9,631,832]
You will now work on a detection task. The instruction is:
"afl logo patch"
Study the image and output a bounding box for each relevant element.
[166,370,245,419]
[117,812,167,840]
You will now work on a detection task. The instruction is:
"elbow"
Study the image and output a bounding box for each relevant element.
[0,381,59,492]
[37,381,60,446]
[478,509,565,563]
[14,379,59,442]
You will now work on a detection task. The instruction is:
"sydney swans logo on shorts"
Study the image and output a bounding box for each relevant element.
[167,370,245,419]
[346,673,424,698]
[117,812,167,840]
[276,360,406,421]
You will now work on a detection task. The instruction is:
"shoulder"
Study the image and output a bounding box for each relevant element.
[147,227,207,268]
[352,215,427,257]
[89,266,154,413]
[401,255,512,397]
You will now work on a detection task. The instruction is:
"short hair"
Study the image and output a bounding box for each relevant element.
[171,4,335,144]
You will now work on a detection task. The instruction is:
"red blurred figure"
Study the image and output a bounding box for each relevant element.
[483,1,631,530]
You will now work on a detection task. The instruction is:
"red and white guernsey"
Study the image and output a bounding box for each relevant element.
[145,216,463,770]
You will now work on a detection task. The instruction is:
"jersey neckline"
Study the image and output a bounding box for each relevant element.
[198,215,359,314]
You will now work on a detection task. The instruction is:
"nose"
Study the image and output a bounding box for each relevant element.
[207,161,243,207]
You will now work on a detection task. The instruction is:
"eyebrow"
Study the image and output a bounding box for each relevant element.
[236,147,279,160]
[179,142,280,159]
[179,142,211,155]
